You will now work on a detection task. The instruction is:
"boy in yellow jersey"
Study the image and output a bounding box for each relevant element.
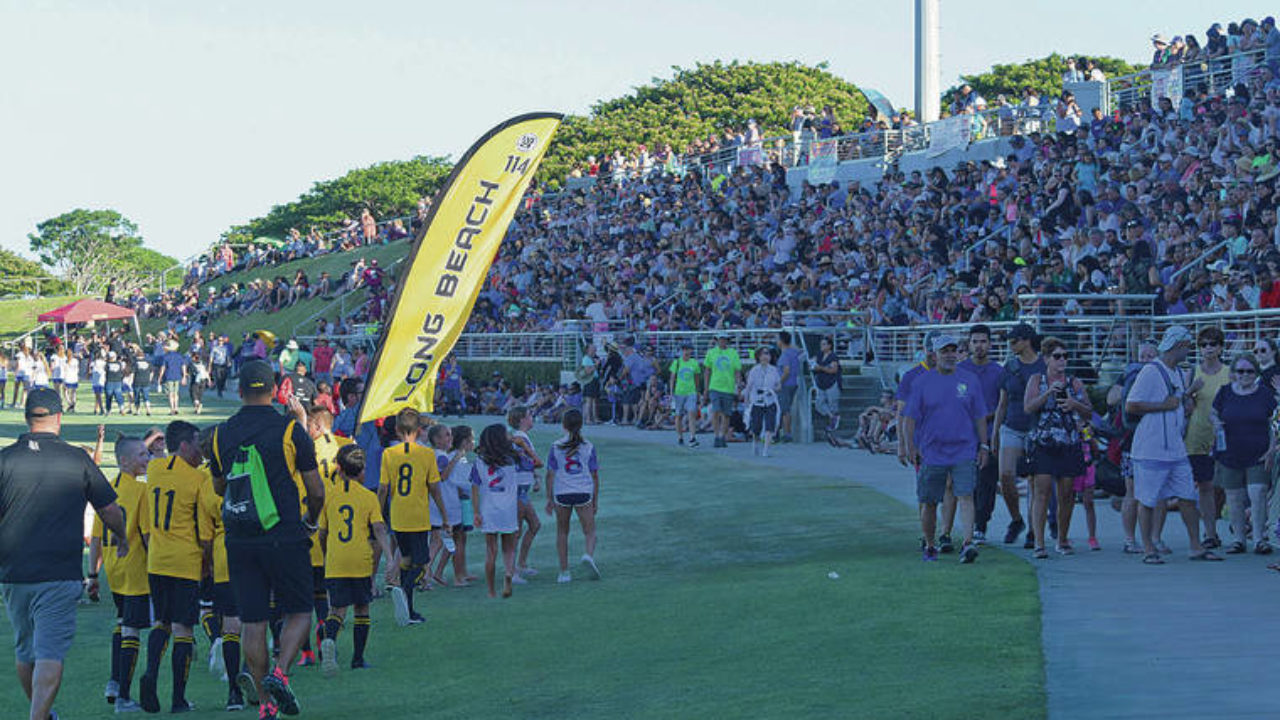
[196,427,245,711]
[319,445,394,676]
[377,408,451,626]
[302,406,351,665]
[87,435,152,712]
[137,421,207,714]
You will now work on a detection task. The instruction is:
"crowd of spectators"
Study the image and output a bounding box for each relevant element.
[1150,16,1280,68]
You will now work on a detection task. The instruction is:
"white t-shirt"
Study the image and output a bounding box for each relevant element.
[1129,361,1188,462]
[546,439,599,496]
[510,428,537,488]
[91,358,106,386]
[745,364,781,407]
[470,458,518,534]
[64,357,80,385]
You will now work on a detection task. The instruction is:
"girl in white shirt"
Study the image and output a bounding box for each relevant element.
[91,353,107,415]
[0,350,8,409]
[470,424,520,598]
[507,406,543,580]
[745,347,783,457]
[63,353,80,413]
[543,409,601,583]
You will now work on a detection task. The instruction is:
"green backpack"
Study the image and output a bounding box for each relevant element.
[215,422,288,535]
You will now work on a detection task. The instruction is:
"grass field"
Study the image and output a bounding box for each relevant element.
[0,295,85,341]
[0,392,1045,719]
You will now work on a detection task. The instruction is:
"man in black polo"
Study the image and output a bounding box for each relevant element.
[210,360,323,719]
[0,388,129,720]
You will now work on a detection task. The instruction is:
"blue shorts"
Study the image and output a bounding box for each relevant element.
[2,580,81,663]
[917,462,977,505]
[93,384,104,393]
[672,394,698,414]
[65,382,78,390]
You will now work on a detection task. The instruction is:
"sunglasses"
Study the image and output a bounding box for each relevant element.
[1199,342,1221,348]
[1235,368,1258,375]
[1049,352,1068,359]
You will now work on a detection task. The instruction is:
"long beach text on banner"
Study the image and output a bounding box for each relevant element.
[358,112,563,423]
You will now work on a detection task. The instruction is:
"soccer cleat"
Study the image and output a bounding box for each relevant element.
[258,700,280,720]
[138,673,161,713]
[105,679,120,704]
[407,612,426,625]
[972,530,986,546]
[320,639,338,678]
[114,698,142,713]
[350,659,372,670]
[959,543,979,564]
[227,686,246,711]
[922,546,939,562]
[677,437,684,446]
[557,571,572,583]
[511,573,528,585]
[298,650,316,667]
[938,534,954,553]
[171,698,196,713]
[390,586,411,626]
[1004,518,1026,545]
[688,436,699,448]
[263,666,300,716]
[236,670,259,706]
[209,636,223,676]
[581,554,601,580]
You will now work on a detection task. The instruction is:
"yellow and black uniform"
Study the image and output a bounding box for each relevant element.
[142,455,207,627]
[209,406,318,624]
[380,441,441,564]
[196,479,234,617]
[313,432,353,487]
[92,472,150,628]
[320,474,382,608]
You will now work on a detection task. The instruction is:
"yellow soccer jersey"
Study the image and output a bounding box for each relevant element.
[320,475,383,579]
[283,421,329,567]
[91,472,149,596]
[196,477,229,584]
[142,456,207,581]
[379,441,441,532]
[313,432,353,486]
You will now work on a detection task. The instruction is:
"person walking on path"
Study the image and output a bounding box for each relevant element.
[1185,326,1229,550]
[0,388,129,720]
[703,332,742,448]
[1210,352,1277,555]
[1023,336,1093,558]
[776,331,805,443]
[743,347,782,457]
[669,344,702,447]
[1125,326,1224,564]
[900,334,990,564]
[993,323,1043,547]
[958,324,1004,545]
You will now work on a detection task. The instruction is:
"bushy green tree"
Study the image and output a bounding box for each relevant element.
[0,248,66,297]
[231,155,454,241]
[539,60,871,184]
[28,209,175,296]
[942,53,1144,108]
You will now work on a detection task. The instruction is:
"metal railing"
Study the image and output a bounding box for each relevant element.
[1108,47,1266,111]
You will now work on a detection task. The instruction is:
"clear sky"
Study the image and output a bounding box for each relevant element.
[0,0,1271,263]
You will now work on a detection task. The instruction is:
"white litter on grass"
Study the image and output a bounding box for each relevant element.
[827,571,840,580]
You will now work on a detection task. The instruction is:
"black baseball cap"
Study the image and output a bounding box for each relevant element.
[1009,323,1038,341]
[239,359,275,392]
[25,387,63,418]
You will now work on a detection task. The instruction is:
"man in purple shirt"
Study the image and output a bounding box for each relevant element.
[775,331,805,443]
[957,324,1004,545]
[896,331,959,552]
[901,334,990,564]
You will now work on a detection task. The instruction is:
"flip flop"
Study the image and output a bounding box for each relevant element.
[1266,562,1280,572]
[1188,551,1223,562]
[1142,553,1165,565]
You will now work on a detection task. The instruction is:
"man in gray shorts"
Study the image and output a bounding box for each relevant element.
[0,388,128,720]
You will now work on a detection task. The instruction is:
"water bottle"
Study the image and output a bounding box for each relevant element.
[441,531,456,553]
[1215,425,1227,454]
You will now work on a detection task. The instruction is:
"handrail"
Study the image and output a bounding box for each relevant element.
[1170,238,1231,282]
[963,223,1009,270]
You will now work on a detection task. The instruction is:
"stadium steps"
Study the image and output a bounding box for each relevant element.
[811,371,882,440]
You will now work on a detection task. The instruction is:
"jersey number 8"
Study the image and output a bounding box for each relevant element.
[397,464,413,496]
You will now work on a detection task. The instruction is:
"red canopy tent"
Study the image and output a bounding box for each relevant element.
[37,299,140,339]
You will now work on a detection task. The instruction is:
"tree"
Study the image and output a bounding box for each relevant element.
[0,248,66,297]
[27,209,177,296]
[230,155,454,241]
[538,60,871,185]
[942,53,1144,109]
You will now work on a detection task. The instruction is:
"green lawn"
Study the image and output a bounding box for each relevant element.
[0,392,1045,719]
[0,295,85,340]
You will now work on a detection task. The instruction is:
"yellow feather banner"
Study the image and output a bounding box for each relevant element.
[358,113,562,423]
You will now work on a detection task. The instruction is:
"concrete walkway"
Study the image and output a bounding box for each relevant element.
[582,423,1280,720]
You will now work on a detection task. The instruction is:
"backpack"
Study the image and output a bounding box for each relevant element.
[1120,362,1176,431]
[215,422,289,536]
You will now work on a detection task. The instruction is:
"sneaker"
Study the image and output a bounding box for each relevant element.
[350,659,372,670]
[320,639,338,678]
[138,673,160,713]
[1033,547,1049,559]
[1122,540,1143,554]
[581,554,601,580]
[688,437,700,448]
[390,586,411,626]
[298,650,316,667]
[1256,540,1274,555]
[209,636,223,675]
[922,546,939,562]
[1088,537,1101,551]
[557,571,572,583]
[678,437,685,446]
[511,573,529,585]
[938,534,954,553]
[227,686,246,711]
[519,566,538,577]
[105,679,120,704]
[258,700,280,720]
[1155,541,1172,555]
[262,666,299,716]
[171,698,196,713]
[959,543,979,564]
[972,530,986,546]
[114,698,142,713]
[1023,533,1036,550]
[235,670,259,706]
[1055,543,1075,556]
[407,612,426,625]
[1003,515,1024,543]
